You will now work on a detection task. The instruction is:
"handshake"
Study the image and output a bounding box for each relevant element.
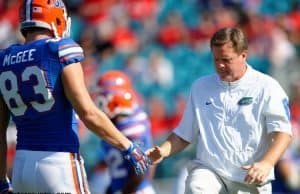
[122,142,164,175]
[122,142,151,175]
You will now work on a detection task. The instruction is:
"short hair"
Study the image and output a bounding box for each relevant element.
[210,27,248,54]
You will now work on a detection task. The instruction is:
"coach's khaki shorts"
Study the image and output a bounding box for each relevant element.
[184,161,272,194]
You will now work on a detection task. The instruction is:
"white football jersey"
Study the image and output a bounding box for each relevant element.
[174,65,292,183]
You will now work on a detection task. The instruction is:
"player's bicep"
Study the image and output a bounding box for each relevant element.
[61,62,94,117]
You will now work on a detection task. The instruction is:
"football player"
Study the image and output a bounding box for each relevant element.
[96,70,144,106]
[96,71,156,194]
[0,1,150,193]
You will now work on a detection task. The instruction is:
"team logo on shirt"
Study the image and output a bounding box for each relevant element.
[238,97,253,105]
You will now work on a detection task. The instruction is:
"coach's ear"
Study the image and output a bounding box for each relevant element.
[240,50,247,62]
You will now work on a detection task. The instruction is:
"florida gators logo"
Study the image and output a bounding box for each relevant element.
[238,97,253,105]
[53,0,65,8]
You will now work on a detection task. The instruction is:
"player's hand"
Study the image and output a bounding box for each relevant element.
[241,161,273,185]
[122,142,151,175]
[146,146,165,165]
[0,178,13,194]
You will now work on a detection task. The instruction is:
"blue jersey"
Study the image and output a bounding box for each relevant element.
[0,38,84,153]
[272,149,300,194]
[101,108,153,193]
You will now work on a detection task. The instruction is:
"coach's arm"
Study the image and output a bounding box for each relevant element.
[242,131,292,185]
[146,132,190,164]
[61,62,132,150]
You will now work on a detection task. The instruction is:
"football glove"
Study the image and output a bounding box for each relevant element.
[122,142,151,175]
[0,177,12,194]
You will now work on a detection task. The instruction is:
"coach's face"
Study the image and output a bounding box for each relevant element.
[212,42,247,82]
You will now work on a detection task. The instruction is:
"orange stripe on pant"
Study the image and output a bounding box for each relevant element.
[70,153,81,194]
[79,157,90,194]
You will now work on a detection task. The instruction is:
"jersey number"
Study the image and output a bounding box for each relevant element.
[107,149,127,178]
[0,66,55,116]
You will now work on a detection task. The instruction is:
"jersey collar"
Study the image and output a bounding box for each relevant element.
[218,64,253,88]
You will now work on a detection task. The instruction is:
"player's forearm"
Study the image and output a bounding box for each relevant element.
[160,132,189,158]
[82,107,131,150]
[260,132,292,166]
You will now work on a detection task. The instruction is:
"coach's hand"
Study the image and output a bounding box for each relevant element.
[0,178,13,194]
[242,160,273,185]
[122,142,151,175]
[146,146,165,165]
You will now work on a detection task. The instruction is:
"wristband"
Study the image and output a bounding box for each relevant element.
[122,142,134,158]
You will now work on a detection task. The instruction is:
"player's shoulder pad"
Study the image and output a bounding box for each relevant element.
[47,37,81,53]
[47,37,84,65]
[46,37,62,53]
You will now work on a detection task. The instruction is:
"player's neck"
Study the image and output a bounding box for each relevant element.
[25,31,53,43]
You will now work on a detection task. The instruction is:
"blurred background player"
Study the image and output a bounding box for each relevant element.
[272,79,300,194]
[96,70,144,106]
[0,0,149,193]
[95,70,156,194]
[272,146,300,194]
